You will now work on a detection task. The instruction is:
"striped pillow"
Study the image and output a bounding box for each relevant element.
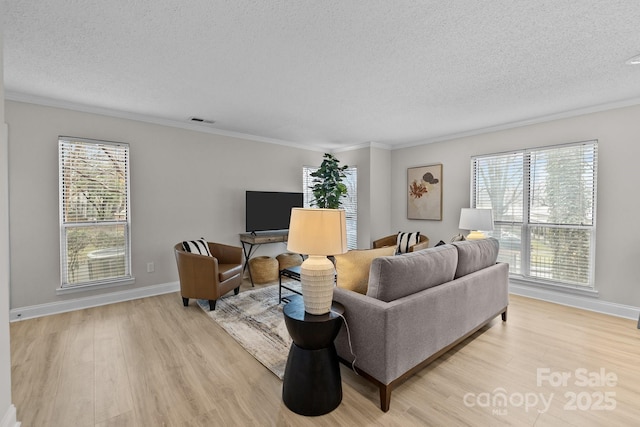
[182,239,212,256]
[396,232,420,254]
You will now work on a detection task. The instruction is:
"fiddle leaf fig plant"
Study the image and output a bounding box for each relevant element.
[310,153,349,209]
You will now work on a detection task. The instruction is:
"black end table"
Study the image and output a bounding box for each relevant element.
[282,295,344,416]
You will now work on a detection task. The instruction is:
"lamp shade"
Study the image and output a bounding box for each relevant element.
[287,208,348,256]
[459,208,494,231]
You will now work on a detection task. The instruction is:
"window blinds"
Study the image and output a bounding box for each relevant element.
[59,137,131,287]
[472,141,597,288]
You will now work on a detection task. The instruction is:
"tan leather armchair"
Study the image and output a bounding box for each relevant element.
[174,242,243,310]
[372,234,429,253]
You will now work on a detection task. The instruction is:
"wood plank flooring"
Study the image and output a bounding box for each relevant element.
[10,281,640,426]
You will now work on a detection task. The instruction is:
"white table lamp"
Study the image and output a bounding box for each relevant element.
[287,208,347,314]
[459,208,494,240]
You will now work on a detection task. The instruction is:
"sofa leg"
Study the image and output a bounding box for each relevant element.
[501,308,507,322]
[380,385,391,412]
[182,297,189,307]
[234,286,240,295]
[209,300,217,311]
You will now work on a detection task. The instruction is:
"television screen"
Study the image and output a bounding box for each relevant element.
[245,191,303,232]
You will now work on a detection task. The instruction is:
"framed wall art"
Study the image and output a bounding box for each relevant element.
[407,163,442,220]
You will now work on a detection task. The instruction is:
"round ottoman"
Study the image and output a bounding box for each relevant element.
[249,256,279,284]
[277,252,303,271]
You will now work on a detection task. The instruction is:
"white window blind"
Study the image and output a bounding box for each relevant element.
[59,137,132,288]
[303,166,357,250]
[472,141,597,289]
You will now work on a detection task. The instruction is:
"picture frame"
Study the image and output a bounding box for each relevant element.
[407,164,443,220]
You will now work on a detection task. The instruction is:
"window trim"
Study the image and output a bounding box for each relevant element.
[58,136,134,290]
[471,140,598,291]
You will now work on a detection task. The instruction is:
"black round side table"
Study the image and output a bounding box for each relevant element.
[282,295,345,416]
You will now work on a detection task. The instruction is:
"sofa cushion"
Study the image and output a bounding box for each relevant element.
[451,238,499,279]
[182,239,212,257]
[335,246,396,294]
[396,231,420,254]
[366,245,458,302]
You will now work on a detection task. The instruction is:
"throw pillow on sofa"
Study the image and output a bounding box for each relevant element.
[334,246,396,294]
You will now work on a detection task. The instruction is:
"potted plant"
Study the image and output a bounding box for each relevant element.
[310,153,349,209]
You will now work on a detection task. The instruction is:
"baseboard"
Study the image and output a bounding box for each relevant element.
[0,405,20,427]
[9,279,637,323]
[9,282,179,321]
[509,282,640,320]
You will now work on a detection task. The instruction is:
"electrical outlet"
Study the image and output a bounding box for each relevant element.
[147,262,155,273]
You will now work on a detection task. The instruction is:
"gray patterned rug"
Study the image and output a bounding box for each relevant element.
[197,281,302,379]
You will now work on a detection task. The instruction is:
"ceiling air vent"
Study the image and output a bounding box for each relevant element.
[189,117,215,124]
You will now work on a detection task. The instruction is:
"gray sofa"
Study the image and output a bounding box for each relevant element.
[333,238,509,412]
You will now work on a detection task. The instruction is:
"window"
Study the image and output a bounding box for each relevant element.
[472,141,597,290]
[59,137,132,289]
[303,166,357,249]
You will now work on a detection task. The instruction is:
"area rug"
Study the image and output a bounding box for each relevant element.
[197,282,302,379]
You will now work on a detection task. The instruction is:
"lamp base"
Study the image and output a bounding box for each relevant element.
[300,255,335,315]
[466,230,487,240]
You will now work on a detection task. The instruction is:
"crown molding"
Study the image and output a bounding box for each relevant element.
[392,96,640,150]
[9,91,640,153]
[4,91,329,152]
[332,140,392,153]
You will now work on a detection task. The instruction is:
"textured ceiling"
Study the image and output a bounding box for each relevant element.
[4,1,640,150]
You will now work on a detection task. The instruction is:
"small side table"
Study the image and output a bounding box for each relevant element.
[282,295,344,416]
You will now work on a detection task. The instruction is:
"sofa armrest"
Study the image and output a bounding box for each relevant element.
[334,287,441,385]
[333,287,403,384]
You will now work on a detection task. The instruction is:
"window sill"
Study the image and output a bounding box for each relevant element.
[56,277,136,295]
[510,276,598,298]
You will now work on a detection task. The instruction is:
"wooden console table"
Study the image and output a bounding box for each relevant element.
[239,231,288,286]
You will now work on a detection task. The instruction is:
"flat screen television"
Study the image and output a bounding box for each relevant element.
[245,191,304,233]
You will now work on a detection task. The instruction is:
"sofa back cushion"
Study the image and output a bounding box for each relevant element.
[335,246,397,294]
[451,238,499,278]
[366,245,458,302]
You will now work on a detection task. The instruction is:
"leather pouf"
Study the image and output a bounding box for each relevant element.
[277,252,303,271]
[249,256,279,284]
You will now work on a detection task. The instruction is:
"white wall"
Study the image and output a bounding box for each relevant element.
[1,8,20,427]
[6,101,321,310]
[336,145,392,249]
[369,146,392,243]
[391,104,640,308]
[6,84,640,321]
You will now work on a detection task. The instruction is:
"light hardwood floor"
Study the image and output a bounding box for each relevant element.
[10,281,640,426]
